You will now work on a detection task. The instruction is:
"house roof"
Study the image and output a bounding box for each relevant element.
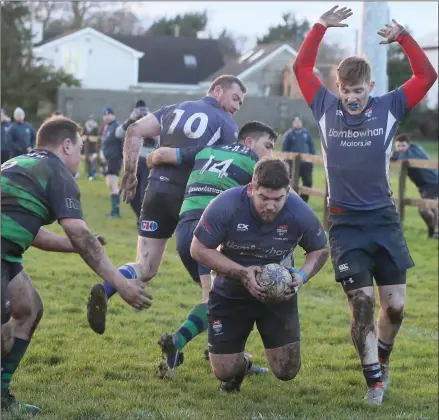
[36,28,225,85]
[203,42,320,82]
[110,34,224,85]
[34,27,144,58]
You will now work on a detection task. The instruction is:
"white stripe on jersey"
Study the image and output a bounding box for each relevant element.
[318,114,331,197]
[384,110,398,193]
[207,127,221,146]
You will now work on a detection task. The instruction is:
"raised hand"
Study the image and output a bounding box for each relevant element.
[377,19,406,44]
[318,5,353,28]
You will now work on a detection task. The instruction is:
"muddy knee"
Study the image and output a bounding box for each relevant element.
[349,290,375,323]
[211,355,246,382]
[272,358,301,381]
[11,289,44,337]
[386,304,404,324]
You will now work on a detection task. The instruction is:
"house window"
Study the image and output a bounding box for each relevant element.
[184,55,197,68]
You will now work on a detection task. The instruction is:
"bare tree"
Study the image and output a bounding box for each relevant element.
[27,1,61,32]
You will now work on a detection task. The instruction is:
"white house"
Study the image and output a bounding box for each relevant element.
[33,27,144,91]
[419,30,438,110]
[200,43,321,97]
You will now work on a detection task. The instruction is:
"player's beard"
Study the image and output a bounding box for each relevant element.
[259,210,278,222]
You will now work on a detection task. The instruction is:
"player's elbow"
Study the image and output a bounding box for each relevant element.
[428,68,438,87]
[60,219,89,246]
[126,123,141,140]
[190,238,204,263]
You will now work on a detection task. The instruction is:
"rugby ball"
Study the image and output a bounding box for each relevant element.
[259,264,291,302]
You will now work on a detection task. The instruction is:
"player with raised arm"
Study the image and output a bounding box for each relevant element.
[87,75,246,335]
[146,121,277,379]
[293,5,437,405]
[1,117,151,415]
[190,158,329,393]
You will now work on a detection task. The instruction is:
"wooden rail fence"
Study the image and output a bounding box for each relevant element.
[275,151,438,229]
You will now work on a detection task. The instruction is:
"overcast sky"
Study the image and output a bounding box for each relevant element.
[130,1,438,54]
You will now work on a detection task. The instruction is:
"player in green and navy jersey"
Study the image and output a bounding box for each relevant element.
[146,121,277,378]
[1,117,150,415]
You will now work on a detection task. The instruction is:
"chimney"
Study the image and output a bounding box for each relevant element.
[174,24,180,37]
[196,31,209,39]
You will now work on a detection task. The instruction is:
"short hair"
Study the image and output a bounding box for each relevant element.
[395,133,410,143]
[238,121,277,143]
[208,74,247,94]
[337,56,372,85]
[36,117,82,148]
[252,158,290,190]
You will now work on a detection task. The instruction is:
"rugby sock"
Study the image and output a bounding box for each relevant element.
[101,264,138,299]
[378,339,394,364]
[362,362,382,387]
[111,194,120,216]
[1,338,30,394]
[174,303,208,351]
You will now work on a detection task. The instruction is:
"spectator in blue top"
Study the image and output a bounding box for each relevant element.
[6,108,36,158]
[281,117,316,202]
[391,133,438,239]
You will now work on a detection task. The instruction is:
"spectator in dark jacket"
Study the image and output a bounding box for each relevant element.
[115,100,159,225]
[391,133,438,239]
[1,109,11,163]
[282,116,316,202]
[6,108,36,158]
[83,115,99,180]
[102,107,121,218]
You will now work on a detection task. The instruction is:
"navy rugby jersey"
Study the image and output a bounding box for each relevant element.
[194,186,327,299]
[310,86,407,210]
[149,97,238,195]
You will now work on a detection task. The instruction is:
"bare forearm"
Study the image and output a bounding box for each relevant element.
[32,228,75,252]
[192,246,247,280]
[123,123,143,174]
[298,248,329,280]
[68,229,124,290]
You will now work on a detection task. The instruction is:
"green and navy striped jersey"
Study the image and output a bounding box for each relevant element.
[179,143,257,221]
[1,150,83,263]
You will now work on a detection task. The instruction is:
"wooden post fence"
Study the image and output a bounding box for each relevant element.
[275,151,438,229]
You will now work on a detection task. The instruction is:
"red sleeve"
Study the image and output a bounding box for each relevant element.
[398,32,438,109]
[293,23,327,105]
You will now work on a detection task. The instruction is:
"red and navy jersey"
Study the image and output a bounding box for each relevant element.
[293,23,438,211]
[150,96,238,195]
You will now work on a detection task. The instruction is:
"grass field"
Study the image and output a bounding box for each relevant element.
[4,143,438,420]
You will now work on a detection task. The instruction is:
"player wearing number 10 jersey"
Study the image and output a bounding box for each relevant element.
[87,75,247,335]
[145,121,277,379]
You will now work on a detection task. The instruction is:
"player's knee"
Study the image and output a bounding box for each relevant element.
[212,364,240,382]
[272,359,301,381]
[348,290,375,322]
[386,303,404,325]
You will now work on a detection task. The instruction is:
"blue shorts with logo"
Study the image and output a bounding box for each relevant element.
[175,218,211,283]
[328,205,414,289]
